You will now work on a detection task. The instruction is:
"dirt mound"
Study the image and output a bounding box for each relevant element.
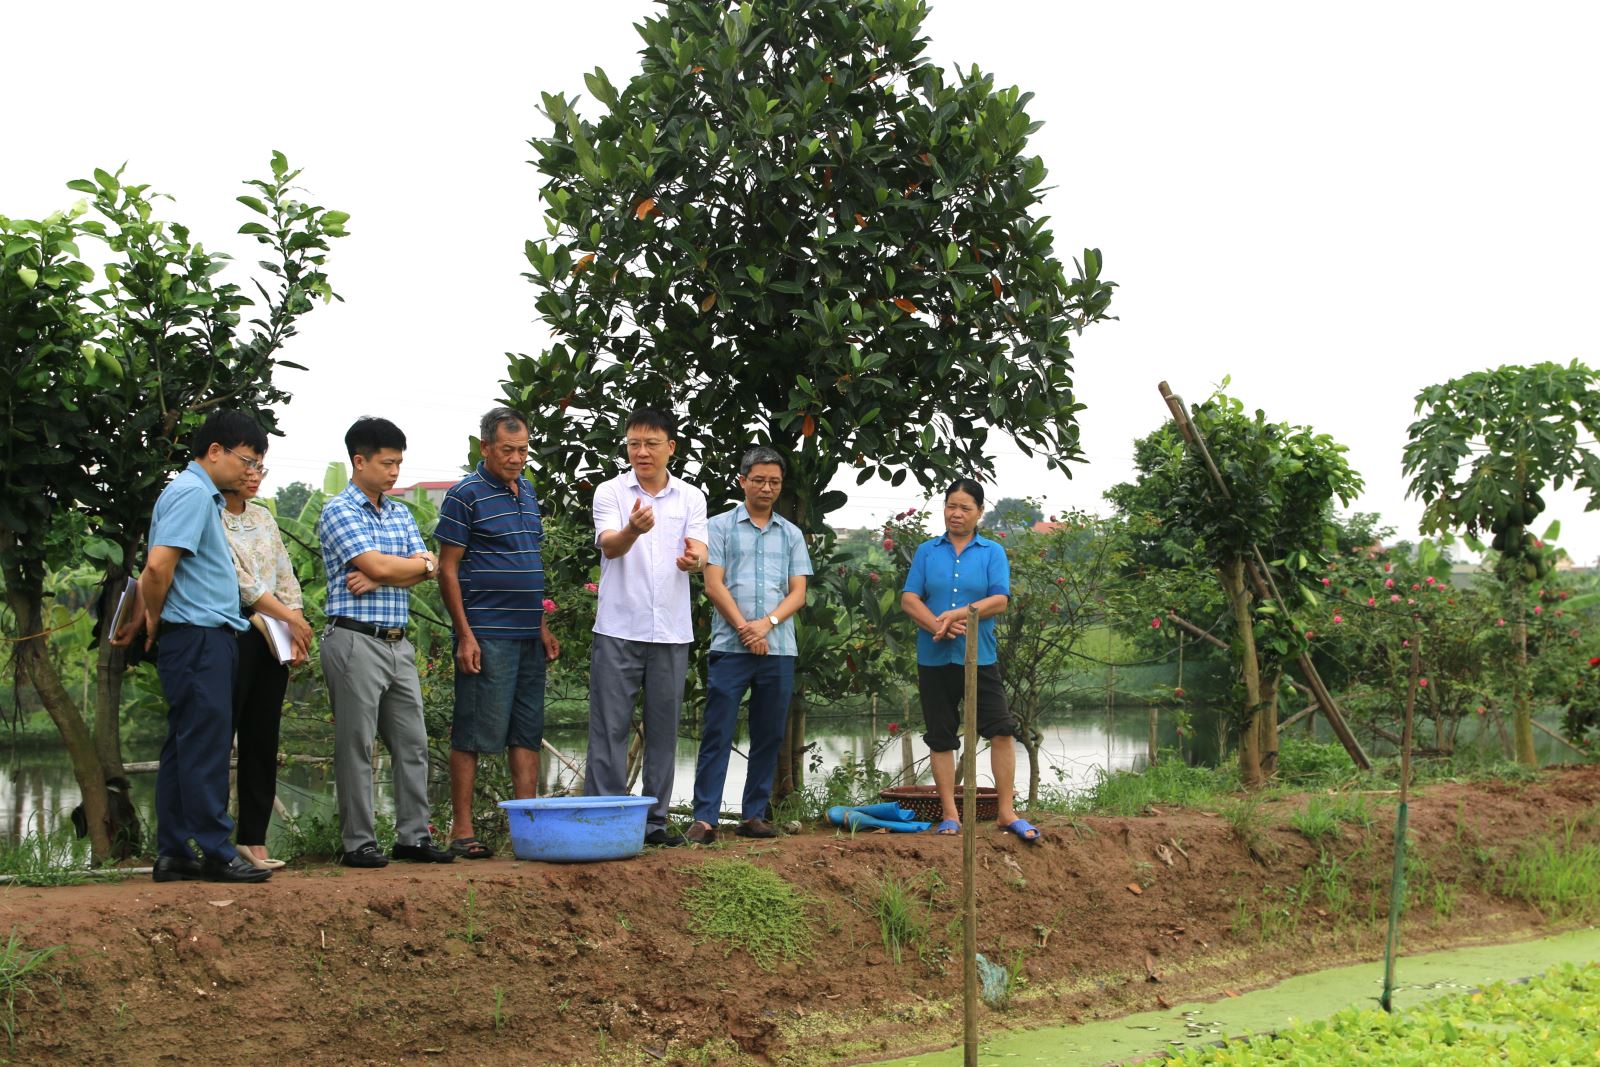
[6,766,1599,1066]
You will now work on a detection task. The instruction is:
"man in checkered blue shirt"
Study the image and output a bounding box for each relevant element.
[316,417,454,868]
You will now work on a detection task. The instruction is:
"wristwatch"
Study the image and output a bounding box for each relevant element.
[422,556,436,575]
[767,614,780,627]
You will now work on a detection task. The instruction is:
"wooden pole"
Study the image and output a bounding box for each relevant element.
[962,605,980,1067]
[1158,382,1372,771]
[1380,631,1420,1012]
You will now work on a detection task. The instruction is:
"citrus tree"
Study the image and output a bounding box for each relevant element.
[1151,390,1362,785]
[1402,361,1600,764]
[508,0,1115,794]
[0,155,346,859]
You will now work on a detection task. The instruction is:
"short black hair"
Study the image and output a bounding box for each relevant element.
[192,410,267,458]
[945,478,985,508]
[345,417,407,460]
[624,407,676,441]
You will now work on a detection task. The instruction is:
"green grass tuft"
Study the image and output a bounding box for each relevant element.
[682,859,819,971]
[1499,821,1600,921]
[0,929,64,1053]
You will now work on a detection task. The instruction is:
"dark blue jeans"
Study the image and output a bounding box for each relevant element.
[155,624,239,862]
[693,652,795,825]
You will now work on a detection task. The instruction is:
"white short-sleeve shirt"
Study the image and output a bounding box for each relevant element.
[591,470,709,643]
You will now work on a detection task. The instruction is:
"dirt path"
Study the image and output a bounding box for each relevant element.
[5,766,1598,1066]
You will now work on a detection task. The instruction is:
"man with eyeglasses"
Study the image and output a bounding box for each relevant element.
[585,407,708,846]
[317,417,453,868]
[435,407,560,860]
[686,446,811,844]
[112,409,273,883]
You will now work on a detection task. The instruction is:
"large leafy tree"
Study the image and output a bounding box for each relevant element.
[0,155,346,859]
[1402,361,1600,764]
[508,0,1114,793]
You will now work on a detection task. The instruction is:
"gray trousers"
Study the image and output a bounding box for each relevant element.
[585,633,689,828]
[322,627,432,852]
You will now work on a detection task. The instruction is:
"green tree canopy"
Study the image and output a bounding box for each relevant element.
[508,0,1114,532]
[1402,360,1600,763]
[987,496,1042,531]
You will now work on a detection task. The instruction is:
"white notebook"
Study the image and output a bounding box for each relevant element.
[256,616,295,665]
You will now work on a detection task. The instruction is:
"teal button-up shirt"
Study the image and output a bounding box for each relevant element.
[902,532,1010,666]
[707,504,813,656]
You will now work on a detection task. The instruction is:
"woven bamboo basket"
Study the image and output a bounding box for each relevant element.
[878,785,999,823]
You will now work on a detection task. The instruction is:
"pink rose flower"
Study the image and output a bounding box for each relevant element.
[1367,598,1376,607]
[1332,615,1343,624]
[542,598,557,615]
[1419,678,1429,688]
[583,582,599,593]
[1151,617,1162,629]
[1385,578,1395,588]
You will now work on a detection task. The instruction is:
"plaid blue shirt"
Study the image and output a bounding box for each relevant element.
[707,505,812,656]
[316,482,427,627]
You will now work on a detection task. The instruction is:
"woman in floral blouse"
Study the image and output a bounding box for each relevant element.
[222,458,314,870]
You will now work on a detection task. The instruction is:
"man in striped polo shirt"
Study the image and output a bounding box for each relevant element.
[437,407,560,859]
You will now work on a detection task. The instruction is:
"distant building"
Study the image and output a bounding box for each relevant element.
[386,481,454,508]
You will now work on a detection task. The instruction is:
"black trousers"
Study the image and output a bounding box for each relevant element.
[232,625,288,846]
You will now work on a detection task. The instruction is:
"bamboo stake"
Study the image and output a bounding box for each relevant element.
[1279,701,1321,730]
[1164,612,1227,650]
[1158,382,1372,770]
[542,738,584,781]
[962,605,980,1067]
[1532,718,1589,757]
[1380,631,1420,1012]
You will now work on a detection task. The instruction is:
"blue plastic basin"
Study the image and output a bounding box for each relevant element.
[498,796,657,863]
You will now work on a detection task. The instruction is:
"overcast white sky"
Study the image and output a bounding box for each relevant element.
[8,2,1600,561]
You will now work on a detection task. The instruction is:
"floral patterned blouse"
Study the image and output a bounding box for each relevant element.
[222,502,304,611]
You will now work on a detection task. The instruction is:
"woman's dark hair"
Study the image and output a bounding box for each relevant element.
[344,417,408,460]
[945,478,985,508]
[192,410,267,458]
[624,407,676,441]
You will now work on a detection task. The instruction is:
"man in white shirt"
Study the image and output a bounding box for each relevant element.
[585,408,708,845]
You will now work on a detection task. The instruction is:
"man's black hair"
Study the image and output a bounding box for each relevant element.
[192,410,267,458]
[624,407,676,441]
[344,416,408,460]
[945,478,985,508]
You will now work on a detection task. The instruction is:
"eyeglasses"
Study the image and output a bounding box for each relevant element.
[625,438,670,453]
[224,447,267,475]
[745,477,782,489]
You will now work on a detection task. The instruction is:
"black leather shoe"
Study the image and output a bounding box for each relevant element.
[152,854,203,882]
[391,836,455,863]
[201,854,272,883]
[340,843,390,868]
[644,825,687,847]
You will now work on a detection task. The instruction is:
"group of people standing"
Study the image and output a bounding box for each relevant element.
[114,401,1037,884]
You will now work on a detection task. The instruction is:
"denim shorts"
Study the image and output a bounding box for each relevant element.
[452,637,546,754]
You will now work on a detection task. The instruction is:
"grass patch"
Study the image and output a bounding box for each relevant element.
[867,870,943,966]
[1063,755,1238,816]
[1168,961,1600,1065]
[1223,797,1277,862]
[1289,796,1341,841]
[0,929,64,1054]
[681,859,818,970]
[1499,821,1600,921]
[275,811,395,861]
[0,825,95,887]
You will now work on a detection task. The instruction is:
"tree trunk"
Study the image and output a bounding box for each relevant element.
[1260,669,1281,780]
[1512,586,1537,766]
[1025,694,1042,806]
[94,571,128,779]
[3,567,113,861]
[774,691,808,803]
[1221,559,1264,787]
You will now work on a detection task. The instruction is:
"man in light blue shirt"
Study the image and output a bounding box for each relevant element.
[688,447,812,843]
[113,410,272,883]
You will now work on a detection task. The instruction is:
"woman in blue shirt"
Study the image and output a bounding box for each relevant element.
[900,479,1040,841]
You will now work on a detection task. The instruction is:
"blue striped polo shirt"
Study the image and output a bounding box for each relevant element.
[434,463,545,640]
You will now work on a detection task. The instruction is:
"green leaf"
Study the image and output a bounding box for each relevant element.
[237,195,270,215]
[323,461,349,495]
[16,266,38,288]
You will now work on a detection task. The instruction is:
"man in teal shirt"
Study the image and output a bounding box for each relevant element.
[115,411,274,883]
[687,447,811,843]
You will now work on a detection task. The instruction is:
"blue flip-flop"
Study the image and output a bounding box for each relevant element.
[1000,818,1042,843]
[934,819,961,835]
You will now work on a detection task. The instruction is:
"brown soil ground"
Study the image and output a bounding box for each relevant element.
[5,765,1600,1066]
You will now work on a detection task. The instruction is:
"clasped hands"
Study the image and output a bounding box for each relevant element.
[735,616,773,656]
[930,608,970,642]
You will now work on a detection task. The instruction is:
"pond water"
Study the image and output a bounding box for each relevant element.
[0,703,1579,848]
